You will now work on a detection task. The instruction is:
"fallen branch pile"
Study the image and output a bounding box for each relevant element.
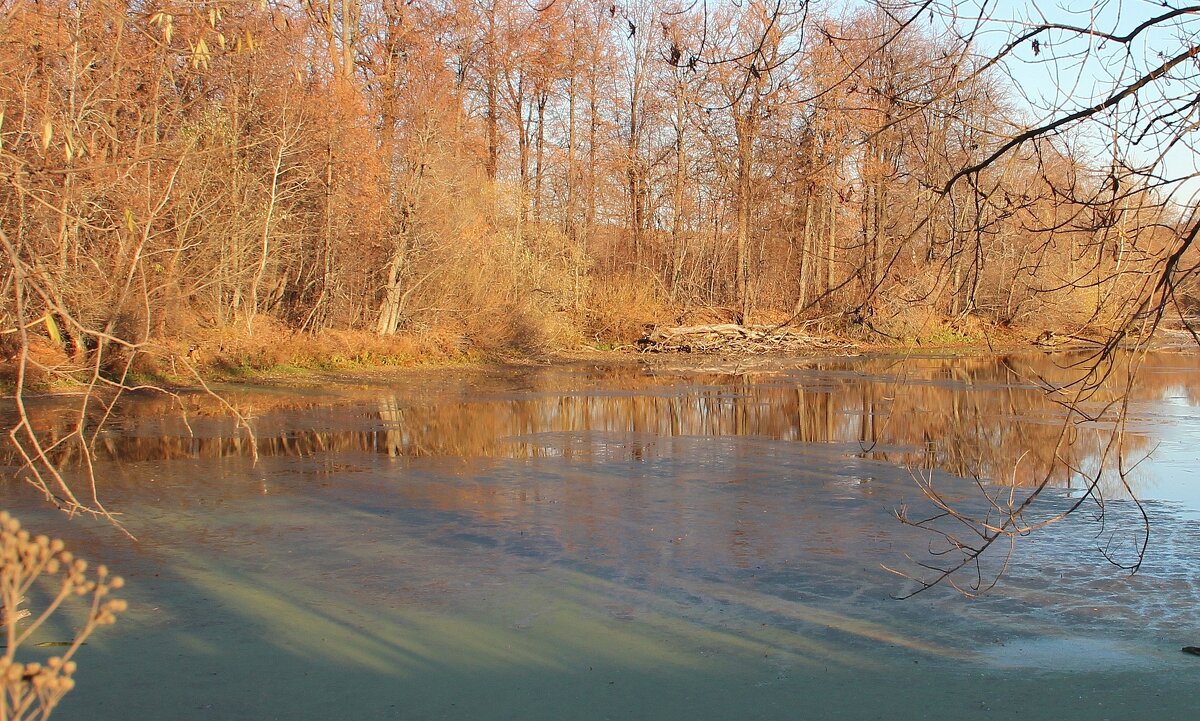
[637,324,854,354]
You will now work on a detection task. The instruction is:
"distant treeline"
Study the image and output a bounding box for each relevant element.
[0,1,1192,371]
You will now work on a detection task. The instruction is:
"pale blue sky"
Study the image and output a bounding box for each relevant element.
[954,0,1200,200]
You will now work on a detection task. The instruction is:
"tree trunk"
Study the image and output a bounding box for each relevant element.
[669,76,688,302]
[734,115,754,323]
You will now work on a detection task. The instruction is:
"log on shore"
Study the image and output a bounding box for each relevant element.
[637,324,852,354]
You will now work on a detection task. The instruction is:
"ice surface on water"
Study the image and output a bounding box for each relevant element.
[980,637,1146,671]
[3,352,1200,720]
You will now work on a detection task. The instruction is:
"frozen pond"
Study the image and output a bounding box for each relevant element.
[3,351,1199,720]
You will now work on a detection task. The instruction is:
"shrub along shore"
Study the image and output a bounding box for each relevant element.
[4,305,1123,395]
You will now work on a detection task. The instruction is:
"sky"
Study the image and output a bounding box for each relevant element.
[951,0,1200,201]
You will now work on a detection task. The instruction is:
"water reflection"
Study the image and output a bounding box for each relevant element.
[6,351,1195,497]
[3,351,1199,721]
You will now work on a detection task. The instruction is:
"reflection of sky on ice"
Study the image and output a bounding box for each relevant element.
[1124,393,1200,518]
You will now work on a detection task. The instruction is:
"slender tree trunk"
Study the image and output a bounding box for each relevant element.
[734,115,754,323]
[826,186,836,298]
[484,4,499,179]
[795,190,814,314]
[249,137,286,324]
[534,91,547,222]
[670,77,688,302]
[628,110,642,264]
[587,65,598,237]
[566,69,577,238]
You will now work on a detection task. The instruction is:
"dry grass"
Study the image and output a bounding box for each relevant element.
[152,317,473,379]
[232,332,461,373]
[583,271,676,345]
[0,338,73,391]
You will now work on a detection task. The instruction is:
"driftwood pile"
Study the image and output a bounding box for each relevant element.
[637,324,853,354]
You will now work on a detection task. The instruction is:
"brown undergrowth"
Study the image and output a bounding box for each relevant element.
[0,298,1113,395]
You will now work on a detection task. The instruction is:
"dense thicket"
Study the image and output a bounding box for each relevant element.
[0,1,1185,371]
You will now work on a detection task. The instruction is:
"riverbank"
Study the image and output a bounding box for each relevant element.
[2,307,1167,397]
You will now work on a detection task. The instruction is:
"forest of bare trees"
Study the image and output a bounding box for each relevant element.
[4,0,1200,522]
[3,0,1196,382]
[1,0,1199,626]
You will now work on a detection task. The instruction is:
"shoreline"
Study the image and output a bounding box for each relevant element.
[6,321,1192,400]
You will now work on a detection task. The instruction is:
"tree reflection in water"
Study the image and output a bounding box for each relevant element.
[4,350,1199,597]
[6,351,1192,494]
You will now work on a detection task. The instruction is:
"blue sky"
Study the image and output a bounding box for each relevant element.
[955,0,1200,199]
